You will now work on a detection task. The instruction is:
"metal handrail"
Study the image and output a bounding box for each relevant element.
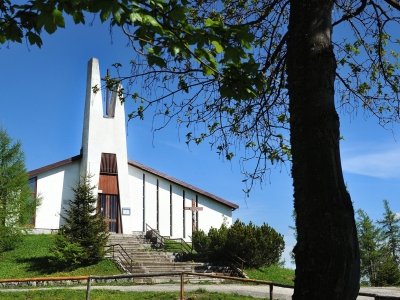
[145,223,166,248]
[105,244,134,272]
[145,224,193,259]
[168,238,193,255]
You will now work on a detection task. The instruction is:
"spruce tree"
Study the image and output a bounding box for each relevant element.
[0,126,37,251]
[52,173,108,268]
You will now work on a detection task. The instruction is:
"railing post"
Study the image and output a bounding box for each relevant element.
[269,284,273,300]
[86,276,91,300]
[180,272,185,300]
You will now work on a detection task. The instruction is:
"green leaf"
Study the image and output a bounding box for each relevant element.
[204,18,220,27]
[26,32,43,48]
[72,11,85,25]
[143,15,163,34]
[129,12,142,23]
[212,40,223,53]
[147,55,167,68]
[52,9,65,28]
[44,19,57,34]
[113,10,121,24]
[169,6,187,21]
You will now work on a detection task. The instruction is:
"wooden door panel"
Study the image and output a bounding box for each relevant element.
[98,194,119,233]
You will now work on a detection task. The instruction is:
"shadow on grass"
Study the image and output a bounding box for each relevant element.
[15,256,71,275]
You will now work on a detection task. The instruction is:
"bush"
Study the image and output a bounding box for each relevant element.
[192,219,285,268]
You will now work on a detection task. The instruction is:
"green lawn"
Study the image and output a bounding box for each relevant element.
[244,264,295,285]
[0,289,264,299]
[0,234,121,279]
[0,234,290,300]
[0,233,294,289]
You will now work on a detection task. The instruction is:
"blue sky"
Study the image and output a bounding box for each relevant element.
[1,16,399,268]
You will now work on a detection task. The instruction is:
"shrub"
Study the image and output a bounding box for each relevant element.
[192,219,285,268]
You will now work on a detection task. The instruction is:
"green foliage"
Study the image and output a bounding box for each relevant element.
[49,173,109,269]
[356,201,400,286]
[377,199,400,263]
[356,208,383,286]
[375,251,400,287]
[49,234,86,269]
[0,126,38,251]
[192,219,284,268]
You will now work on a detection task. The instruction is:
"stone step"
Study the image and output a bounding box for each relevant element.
[107,233,238,281]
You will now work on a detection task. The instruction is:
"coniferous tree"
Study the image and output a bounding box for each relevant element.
[375,248,400,287]
[356,209,383,286]
[0,126,37,251]
[377,200,400,264]
[51,173,108,268]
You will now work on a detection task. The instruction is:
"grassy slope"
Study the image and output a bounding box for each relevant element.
[0,234,121,279]
[244,265,295,285]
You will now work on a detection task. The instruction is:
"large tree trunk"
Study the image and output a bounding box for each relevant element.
[286,1,360,299]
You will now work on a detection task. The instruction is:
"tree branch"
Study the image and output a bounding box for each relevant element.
[382,0,400,11]
[333,0,368,27]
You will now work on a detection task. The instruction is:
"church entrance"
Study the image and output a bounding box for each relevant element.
[98,194,119,232]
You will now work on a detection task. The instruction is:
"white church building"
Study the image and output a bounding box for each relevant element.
[28,58,238,240]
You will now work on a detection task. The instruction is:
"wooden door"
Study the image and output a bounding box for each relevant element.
[98,194,118,232]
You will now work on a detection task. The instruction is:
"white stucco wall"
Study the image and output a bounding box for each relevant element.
[34,160,80,230]
[127,164,233,241]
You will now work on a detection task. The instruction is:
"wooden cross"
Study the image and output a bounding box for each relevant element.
[184,198,203,232]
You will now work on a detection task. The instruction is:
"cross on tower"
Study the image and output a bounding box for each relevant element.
[184,198,203,232]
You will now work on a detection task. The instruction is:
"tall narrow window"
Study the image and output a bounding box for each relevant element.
[156,179,159,231]
[182,190,185,238]
[196,195,199,230]
[27,177,37,226]
[170,185,172,236]
[143,173,146,232]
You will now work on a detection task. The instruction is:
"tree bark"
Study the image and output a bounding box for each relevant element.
[286,1,360,299]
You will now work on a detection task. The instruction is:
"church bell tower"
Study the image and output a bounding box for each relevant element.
[80,58,131,233]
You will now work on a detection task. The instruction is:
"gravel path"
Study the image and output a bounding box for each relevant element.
[2,284,400,299]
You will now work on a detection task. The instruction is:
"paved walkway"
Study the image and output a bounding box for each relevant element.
[2,284,400,299]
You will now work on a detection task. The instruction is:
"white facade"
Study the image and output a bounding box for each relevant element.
[28,58,238,240]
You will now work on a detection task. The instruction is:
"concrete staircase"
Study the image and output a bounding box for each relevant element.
[106,233,236,283]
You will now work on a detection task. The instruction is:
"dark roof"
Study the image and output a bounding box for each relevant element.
[128,159,239,210]
[28,154,82,177]
[28,155,239,210]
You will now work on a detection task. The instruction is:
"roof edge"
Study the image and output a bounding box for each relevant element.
[128,159,239,210]
[28,154,82,177]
